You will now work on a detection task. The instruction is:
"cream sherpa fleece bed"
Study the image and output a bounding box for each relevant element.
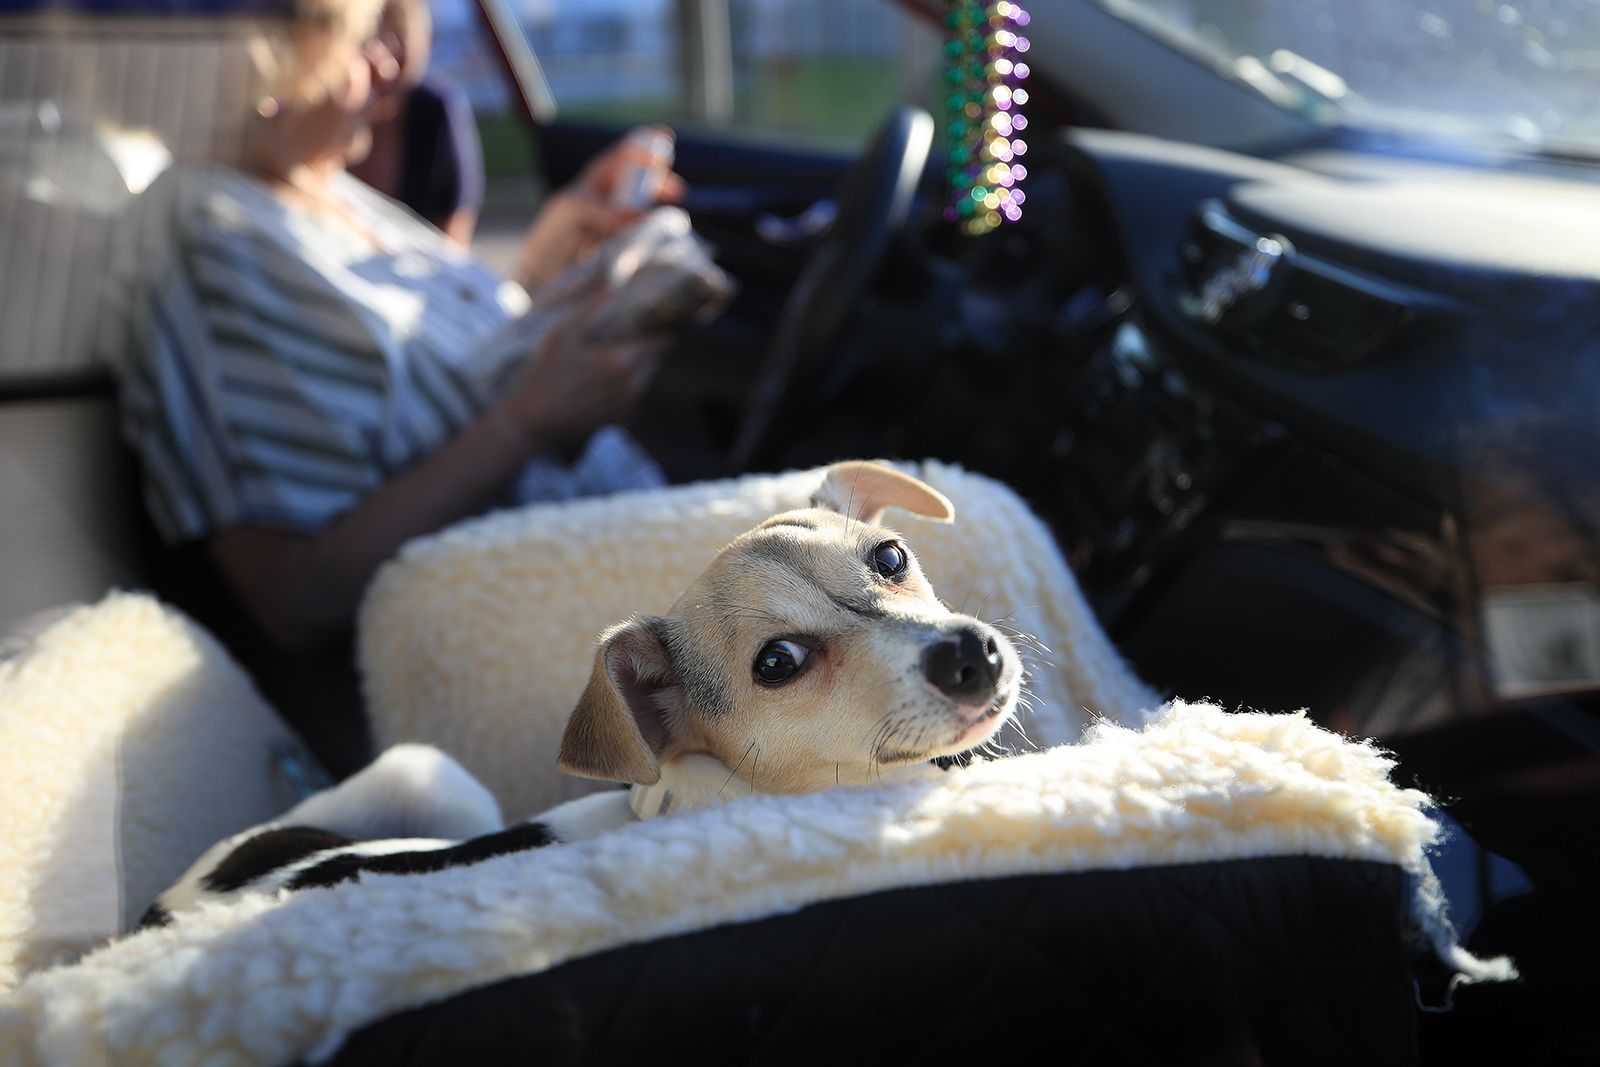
[0,593,313,990]
[0,702,1512,1066]
[360,461,1163,818]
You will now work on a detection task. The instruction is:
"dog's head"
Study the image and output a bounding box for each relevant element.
[557,461,1025,793]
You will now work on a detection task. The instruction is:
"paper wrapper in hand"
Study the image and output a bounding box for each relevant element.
[469,207,736,405]
[473,207,735,390]
[535,206,734,337]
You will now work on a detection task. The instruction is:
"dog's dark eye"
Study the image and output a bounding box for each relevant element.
[754,639,809,685]
[871,541,908,579]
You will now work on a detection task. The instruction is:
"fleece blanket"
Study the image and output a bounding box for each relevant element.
[360,460,1162,819]
[0,593,310,990]
[0,702,1511,1066]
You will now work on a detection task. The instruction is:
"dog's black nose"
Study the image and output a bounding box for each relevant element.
[922,628,1002,703]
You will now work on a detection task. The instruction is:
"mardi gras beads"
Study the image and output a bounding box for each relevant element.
[943,0,1031,235]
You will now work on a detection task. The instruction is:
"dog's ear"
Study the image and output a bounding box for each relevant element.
[558,617,680,785]
[812,461,954,525]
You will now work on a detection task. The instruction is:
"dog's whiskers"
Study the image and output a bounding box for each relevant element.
[991,621,1053,659]
[844,471,862,543]
[988,604,1045,627]
[868,712,917,779]
[987,609,1051,645]
[868,715,898,767]
[1002,715,1039,752]
[719,738,759,798]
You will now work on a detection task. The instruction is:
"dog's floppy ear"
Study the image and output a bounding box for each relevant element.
[558,616,680,785]
[812,461,954,525]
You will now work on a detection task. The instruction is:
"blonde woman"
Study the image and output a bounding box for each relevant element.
[110,0,685,771]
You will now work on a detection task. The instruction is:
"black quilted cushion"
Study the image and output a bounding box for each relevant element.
[321,857,1418,1067]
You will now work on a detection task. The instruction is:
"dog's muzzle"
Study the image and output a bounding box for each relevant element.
[921,626,1004,709]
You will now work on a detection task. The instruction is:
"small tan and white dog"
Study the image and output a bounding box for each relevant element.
[141,462,1025,926]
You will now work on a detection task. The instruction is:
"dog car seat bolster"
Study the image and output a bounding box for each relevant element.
[320,859,1418,1066]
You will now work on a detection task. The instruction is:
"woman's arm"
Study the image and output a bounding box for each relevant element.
[209,327,663,651]
[208,402,532,650]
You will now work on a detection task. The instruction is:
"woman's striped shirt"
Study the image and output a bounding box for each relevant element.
[107,165,660,545]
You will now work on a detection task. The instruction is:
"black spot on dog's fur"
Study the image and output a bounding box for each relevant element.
[932,746,1012,771]
[285,822,559,891]
[201,826,357,893]
[136,902,173,930]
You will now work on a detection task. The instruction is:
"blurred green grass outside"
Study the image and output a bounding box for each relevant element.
[476,56,913,178]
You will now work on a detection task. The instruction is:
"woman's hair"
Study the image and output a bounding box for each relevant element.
[250,0,386,109]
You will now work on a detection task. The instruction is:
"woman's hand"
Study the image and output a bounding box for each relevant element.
[572,125,687,207]
[513,188,628,295]
[514,127,687,294]
[491,300,665,449]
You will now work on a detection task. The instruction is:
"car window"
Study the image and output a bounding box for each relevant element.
[1098,0,1600,156]
[431,0,942,149]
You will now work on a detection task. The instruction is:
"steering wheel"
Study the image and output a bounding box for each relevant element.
[731,107,935,470]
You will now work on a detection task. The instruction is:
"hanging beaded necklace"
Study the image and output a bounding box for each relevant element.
[942,0,1031,235]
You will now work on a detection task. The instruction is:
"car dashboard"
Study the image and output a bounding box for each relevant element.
[984,128,1599,717]
[920,129,1600,950]
[927,132,1600,1039]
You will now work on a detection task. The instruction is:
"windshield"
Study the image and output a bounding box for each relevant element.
[1098,0,1600,155]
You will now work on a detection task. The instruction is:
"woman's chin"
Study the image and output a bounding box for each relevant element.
[368,95,403,123]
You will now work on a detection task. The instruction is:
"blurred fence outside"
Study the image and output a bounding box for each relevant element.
[434,0,941,180]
